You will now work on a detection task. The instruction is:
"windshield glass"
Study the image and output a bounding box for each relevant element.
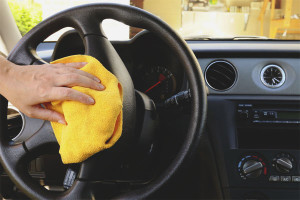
[8,0,300,40]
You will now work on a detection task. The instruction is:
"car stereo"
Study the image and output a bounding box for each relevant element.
[236,102,300,150]
[237,103,300,125]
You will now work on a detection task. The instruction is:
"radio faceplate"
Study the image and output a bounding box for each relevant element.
[236,102,300,150]
[237,103,300,125]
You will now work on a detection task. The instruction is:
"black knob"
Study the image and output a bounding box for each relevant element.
[274,157,293,174]
[242,160,263,178]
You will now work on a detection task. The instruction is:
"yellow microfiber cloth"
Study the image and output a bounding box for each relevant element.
[47,55,123,164]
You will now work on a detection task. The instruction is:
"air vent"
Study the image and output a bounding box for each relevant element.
[205,60,237,91]
[260,64,285,88]
[7,106,23,140]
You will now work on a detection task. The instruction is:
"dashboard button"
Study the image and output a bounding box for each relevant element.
[269,175,280,182]
[281,176,291,182]
[253,110,260,119]
[238,109,249,120]
[268,111,277,119]
[262,111,268,118]
[292,176,300,182]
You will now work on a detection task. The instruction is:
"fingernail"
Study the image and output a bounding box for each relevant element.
[88,97,95,104]
[94,77,101,82]
[98,84,105,90]
[58,120,67,125]
[81,62,88,66]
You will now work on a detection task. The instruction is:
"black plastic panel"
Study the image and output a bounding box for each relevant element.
[207,95,300,199]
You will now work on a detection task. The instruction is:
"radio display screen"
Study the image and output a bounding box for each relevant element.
[277,111,300,120]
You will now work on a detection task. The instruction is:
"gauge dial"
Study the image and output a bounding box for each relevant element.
[136,66,176,102]
[261,65,285,88]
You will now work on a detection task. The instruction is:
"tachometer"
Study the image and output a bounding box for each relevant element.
[136,66,176,102]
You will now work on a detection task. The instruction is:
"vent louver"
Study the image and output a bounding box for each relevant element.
[205,60,237,91]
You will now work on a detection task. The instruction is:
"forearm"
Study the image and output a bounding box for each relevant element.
[0,55,15,96]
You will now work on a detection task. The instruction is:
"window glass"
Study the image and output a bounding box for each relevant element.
[179,0,300,40]
[8,0,300,40]
[8,0,130,41]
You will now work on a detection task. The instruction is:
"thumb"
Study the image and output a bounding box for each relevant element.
[28,105,67,125]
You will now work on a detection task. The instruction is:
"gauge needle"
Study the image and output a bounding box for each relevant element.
[145,74,166,93]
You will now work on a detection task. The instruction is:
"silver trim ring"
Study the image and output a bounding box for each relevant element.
[260,64,286,88]
[204,60,238,91]
[7,105,25,141]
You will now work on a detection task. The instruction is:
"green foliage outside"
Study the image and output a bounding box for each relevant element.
[8,0,42,36]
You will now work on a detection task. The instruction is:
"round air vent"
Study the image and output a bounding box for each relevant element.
[7,106,24,140]
[260,64,285,88]
[205,60,237,91]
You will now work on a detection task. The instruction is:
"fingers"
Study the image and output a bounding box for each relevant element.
[49,87,95,105]
[26,105,67,124]
[52,62,87,69]
[75,69,101,83]
[52,63,102,84]
[56,73,105,91]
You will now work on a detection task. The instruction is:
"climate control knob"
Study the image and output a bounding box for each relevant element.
[238,155,267,180]
[242,160,263,178]
[273,153,294,174]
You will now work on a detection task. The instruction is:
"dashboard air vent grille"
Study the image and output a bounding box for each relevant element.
[205,60,237,91]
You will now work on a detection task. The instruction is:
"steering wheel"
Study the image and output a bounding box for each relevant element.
[0,3,207,199]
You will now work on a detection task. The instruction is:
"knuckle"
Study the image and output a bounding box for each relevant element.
[25,110,34,118]
[67,73,79,82]
[33,71,48,82]
[62,88,73,99]
[65,67,75,73]
[57,66,71,74]
[57,66,69,74]
[37,86,48,99]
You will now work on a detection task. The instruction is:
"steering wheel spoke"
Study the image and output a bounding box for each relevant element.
[24,121,58,156]
[2,143,27,168]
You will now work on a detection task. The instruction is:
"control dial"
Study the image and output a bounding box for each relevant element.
[273,153,294,174]
[238,155,267,180]
[242,160,263,178]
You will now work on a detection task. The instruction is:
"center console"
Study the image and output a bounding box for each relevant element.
[207,96,300,200]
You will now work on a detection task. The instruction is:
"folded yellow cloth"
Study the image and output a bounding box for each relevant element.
[47,55,123,164]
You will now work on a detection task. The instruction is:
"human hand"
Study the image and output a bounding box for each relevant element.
[0,60,104,124]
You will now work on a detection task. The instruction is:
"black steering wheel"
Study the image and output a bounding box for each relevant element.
[0,3,207,199]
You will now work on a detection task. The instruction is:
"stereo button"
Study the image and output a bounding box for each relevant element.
[262,111,268,118]
[253,110,260,119]
[238,110,249,119]
[281,176,291,182]
[268,111,277,119]
[269,175,280,182]
[292,176,300,182]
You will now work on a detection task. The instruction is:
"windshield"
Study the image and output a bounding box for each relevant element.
[8,0,300,40]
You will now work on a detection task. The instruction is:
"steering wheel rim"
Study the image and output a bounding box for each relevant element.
[0,3,207,199]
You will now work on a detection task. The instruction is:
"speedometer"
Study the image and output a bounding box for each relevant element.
[135,66,177,102]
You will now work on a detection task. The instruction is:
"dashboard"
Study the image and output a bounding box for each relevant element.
[41,31,300,199]
[2,31,299,199]
[191,40,300,199]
